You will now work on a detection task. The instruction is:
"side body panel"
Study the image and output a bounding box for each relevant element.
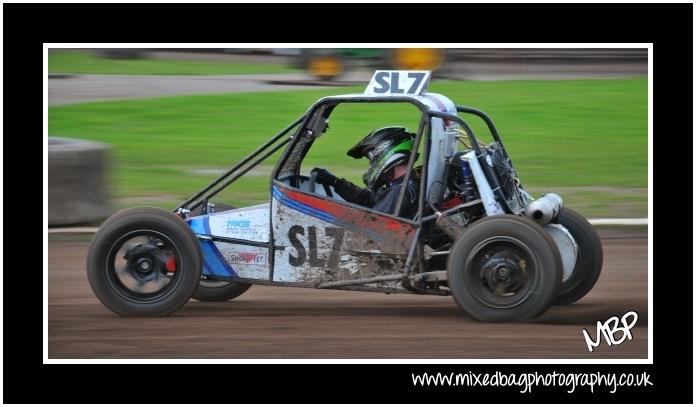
[187,204,271,280]
[271,185,416,285]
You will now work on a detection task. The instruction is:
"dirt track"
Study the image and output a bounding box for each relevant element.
[48,231,648,359]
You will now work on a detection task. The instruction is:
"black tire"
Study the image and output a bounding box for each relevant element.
[192,280,252,301]
[188,203,254,302]
[553,208,603,305]
[87,207,202,316]
[447,215,562,322]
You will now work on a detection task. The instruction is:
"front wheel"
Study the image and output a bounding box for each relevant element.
[553,208,603,305]
[447,215,562,322]
[86,207,202,316]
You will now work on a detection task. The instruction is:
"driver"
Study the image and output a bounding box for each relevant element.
[312,126,419,218]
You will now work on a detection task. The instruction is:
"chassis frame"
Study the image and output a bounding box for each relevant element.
[174,94,525,294]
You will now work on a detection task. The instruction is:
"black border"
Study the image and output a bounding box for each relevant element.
[5,2,692,404]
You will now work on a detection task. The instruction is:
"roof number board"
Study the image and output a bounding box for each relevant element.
[364,70,431,96]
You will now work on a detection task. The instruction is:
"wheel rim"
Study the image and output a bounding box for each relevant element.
[463,236,539,309]
[105,229,184,303]
[563,245,584,289]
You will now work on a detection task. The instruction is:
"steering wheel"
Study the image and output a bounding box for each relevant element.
[309,170,333,198]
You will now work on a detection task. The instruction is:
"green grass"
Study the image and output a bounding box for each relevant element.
[48,51,299,75]
[48,78,648,216]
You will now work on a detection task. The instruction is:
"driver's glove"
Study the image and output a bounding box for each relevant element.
[312,168,337,186]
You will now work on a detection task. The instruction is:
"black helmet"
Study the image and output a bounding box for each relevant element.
[346,127,416,189]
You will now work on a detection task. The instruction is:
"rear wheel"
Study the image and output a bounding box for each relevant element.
[193,280,252,301]
[86,207,202,316]
[553,208,603,305]
[447,215,562,322]
[188,203,253,302]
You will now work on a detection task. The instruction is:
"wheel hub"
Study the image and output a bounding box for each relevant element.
[482,251,526,295]
[495,266,509,279]
[124,242,168,283]
[137,258,152,272]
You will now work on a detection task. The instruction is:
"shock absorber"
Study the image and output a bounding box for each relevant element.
[436,213,467,240]
[460,160,476,202]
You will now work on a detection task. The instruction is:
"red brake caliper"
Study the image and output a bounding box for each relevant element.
[166,256,176,273]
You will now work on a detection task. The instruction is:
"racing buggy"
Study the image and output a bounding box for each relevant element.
[87,70,603,322]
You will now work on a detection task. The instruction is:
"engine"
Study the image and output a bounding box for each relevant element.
[431,142,529,240]
[425,152,485,244]
[487,143,518,201]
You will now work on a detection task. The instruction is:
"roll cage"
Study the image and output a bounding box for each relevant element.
[175,94,521,276]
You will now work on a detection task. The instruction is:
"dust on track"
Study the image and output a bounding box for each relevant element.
[48,231,648,358]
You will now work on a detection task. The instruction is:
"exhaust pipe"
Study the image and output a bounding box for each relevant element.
[525,193,563,225]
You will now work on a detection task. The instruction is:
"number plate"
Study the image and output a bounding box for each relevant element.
[364,70,431,96]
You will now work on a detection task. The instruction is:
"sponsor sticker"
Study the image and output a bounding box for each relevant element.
[227,252,267,266]
[225,219,258,238]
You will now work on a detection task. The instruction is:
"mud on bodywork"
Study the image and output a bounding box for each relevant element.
[272,185,416,285]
